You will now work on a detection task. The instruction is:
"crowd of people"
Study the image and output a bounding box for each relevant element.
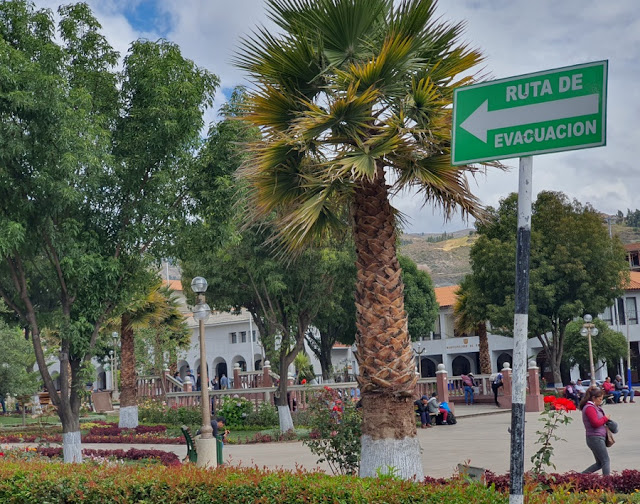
[564,375,635,407]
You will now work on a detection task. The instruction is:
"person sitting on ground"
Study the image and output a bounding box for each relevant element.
[414,395,432,428]
[564,381,580,407]
[602,377,620,403]
[427,392,449,425]
[614,375,635,403]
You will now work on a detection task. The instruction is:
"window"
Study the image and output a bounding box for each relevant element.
[626,297,638,325]
[432,315,441,340]
[617,298,626,325]
[230,332,237,344]
[252,330,257,342]
[241,331,247,343]
[601,306,614,324]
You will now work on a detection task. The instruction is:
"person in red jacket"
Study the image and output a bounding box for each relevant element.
[579,387,612,475]
[603,376,621,403]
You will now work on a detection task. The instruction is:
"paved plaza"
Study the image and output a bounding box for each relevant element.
[17,401,636,478]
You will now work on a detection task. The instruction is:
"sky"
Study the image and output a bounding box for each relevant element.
[30,0,640,234]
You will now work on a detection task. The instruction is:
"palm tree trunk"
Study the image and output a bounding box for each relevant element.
[118,315,138,428]
[478,322,492,374]
[352,168,423,480]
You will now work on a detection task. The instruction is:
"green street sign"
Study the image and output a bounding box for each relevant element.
[452,61,607,165]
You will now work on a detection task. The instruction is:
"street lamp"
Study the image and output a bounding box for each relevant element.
[414,342,427,378]
[191,276,215,467]
[109,350,115,393]
[580,314,599,387]
[111,332,119,399]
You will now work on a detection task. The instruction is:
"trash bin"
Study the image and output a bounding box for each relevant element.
[216,435,223,466]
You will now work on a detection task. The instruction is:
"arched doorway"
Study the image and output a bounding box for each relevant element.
[497,352,512,372]
[452,355,472,376]
[421,358,437,378]
[215,360,228,381]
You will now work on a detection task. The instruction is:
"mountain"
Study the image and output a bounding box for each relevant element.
[399,230,476,287]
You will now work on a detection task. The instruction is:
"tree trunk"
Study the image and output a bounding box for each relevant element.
[119,315,138,428]
[319,330,334,380]
[352,169,423,480]
[59,358,83,463]
[478,322,492,374]
[276,352,294,432]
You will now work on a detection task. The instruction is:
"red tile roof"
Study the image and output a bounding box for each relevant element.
[626,271,640,290]
[434,285,459,308]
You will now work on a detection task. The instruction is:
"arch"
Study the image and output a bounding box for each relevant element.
[254,355,263,371]
[232,355,247,372]
[497,352,512,372]
[96,368,107,391]
[420,357,438,378]
[177,360,189,380]
[452,355,472,376]
[213,357,228,381]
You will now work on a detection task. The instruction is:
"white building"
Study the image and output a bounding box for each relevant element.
[414,270,640,385]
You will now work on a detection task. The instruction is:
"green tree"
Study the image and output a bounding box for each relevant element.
[399,255,438,341]
[563,318,627,376]
[0,319,40,407]
[114,280,190,428]
[0,1,217,461]
[465,191,628,387]
[454,275,492,374]
[235,0,490,478]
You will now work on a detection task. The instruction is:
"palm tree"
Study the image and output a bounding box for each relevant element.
[235,0,492,479]
[112,280,189,428]
[454,277,492,375]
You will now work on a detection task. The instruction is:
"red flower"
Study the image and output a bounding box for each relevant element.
[301,379,307,384]
[543,395,556,403]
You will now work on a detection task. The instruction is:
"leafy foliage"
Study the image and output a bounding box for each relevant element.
[462,191,628,385]
[563,318,627,372]
[217,396,254,428]
[303,386,361,475]
[0,318,40,398]
[531,396,576,475]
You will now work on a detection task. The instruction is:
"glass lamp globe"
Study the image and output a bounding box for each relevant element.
[591,327,599,337]
[191,276,208,294]
[584,314,593,323]
[193,302,211,322]
[580,328,588,337]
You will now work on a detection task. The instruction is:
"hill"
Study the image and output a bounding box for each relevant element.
[399,230,476,287]
[400,220,640,288]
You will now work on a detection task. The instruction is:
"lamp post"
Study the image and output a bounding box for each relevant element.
[109,350,115,393]
[111,332,119,399]
[414,342,426,378]
[580,314,599,387]
[191,276,216,467]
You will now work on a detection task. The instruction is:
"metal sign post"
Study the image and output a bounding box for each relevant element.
[451,60,609,504]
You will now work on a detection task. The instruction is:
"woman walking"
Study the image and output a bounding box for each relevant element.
[579,387,612,475]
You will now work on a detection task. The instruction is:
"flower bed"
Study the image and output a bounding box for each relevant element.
[36,447,180,466]
[0,422,184,445]
[0,463,637,502]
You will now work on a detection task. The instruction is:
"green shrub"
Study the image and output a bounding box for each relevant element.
[0,462,627,503]
[217,396,254,428]
[138,399,201,427]
[291,409,311,427]
[302,386,361,476]
[245,402,278,428]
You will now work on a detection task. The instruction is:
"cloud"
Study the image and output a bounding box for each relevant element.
[30,0,640,232]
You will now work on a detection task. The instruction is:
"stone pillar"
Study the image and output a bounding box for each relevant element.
[525,360,544,412]
[436,363,454,414]
[233,363,241,389]
[184,381,192,392]
[262,361,272,387]
[500,363,512,409]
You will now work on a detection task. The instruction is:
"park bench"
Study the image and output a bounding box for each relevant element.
[181,425,197,463]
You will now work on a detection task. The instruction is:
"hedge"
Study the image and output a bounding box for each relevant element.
[0,463,638,503]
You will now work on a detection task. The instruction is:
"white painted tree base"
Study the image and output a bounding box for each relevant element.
[277,405,294,433]
[62,431,83,463]
[359,435,423,480]
[118,405,139,429]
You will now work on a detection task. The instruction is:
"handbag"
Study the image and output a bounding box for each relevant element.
[605,425,615,448]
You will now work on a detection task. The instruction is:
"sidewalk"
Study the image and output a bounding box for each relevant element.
[7,402,637,478]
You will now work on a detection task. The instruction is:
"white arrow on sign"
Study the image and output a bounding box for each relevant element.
[460,93,599,143]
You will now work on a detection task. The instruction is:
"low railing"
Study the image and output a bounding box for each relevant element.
[142,373,494,411]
